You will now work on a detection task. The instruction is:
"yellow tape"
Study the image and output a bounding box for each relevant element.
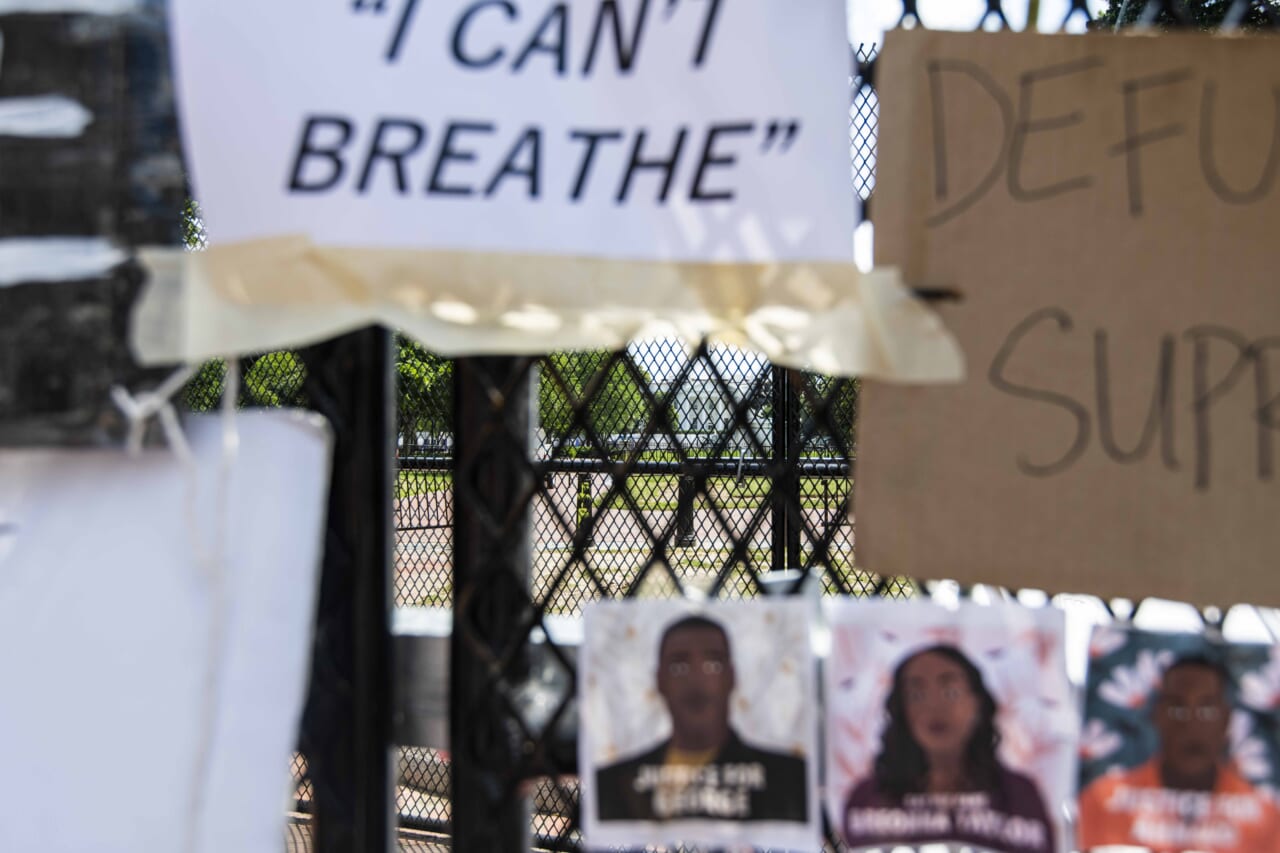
[133,238,965,382]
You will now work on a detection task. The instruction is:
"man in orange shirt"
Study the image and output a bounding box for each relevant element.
[1079,656,1280,853]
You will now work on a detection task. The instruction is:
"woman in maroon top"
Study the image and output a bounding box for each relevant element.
[842,645,1056,853]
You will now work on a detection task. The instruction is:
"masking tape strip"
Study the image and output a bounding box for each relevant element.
[133,239,965,382]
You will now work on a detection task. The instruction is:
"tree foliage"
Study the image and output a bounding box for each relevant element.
[181,352,308,411]
[181,198,206,249]
[1092,0,1280,29]
[182,359,226,411]
[538,351,654,442]
[396,336,453,439]
[243,352,307,407]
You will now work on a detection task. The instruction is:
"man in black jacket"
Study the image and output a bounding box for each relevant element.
[595,614,808,822]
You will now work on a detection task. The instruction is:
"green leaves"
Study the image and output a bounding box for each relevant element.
[1093,0,1280,30]
[396,336,453,438]
[538,351,653,443]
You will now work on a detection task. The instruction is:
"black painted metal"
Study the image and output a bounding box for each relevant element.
[770,366,802,572]
[451,356,536,851]
[0,6,183,446]
[297,327,396,853]
[676,474,697,547]
[401,453,849,478]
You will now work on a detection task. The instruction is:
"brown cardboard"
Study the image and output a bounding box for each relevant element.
[856,29,1280,607]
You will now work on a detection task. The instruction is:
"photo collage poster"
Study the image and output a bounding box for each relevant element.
[825,600,1077,853]
[578,596,1280,852]
[1080,625,1280,853]
[578,598,820,850]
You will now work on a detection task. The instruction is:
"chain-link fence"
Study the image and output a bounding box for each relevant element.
[173,1,1280,850]
[389,335,868,846]
[385,40,881,849]
[174,30,877,848]
[394,341,863,610]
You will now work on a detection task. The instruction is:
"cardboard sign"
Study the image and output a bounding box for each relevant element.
[826,600,1076,853]
[1080,626,1280,853]
[856,30,1280,606]
[579,599,820,850]
[171,0,851,261]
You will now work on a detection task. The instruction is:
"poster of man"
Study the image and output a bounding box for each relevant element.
[579,599,819,850]
[1079,626,1280,852]
[826,599,1076,853]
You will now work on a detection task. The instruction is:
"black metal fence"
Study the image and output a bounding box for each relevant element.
[185,339,863,848]
[174,2,1280,851]
[393,341,861,611]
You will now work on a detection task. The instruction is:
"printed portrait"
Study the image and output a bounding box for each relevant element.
[826,600,1076,853]
[579,598,819,850]
[1079,626,1280,853]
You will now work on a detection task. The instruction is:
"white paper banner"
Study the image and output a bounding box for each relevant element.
[173,0,851,260]
[0,411,331,853]
[160,0,964,379]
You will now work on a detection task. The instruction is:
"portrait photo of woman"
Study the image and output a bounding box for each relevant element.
[841,644,1054,852]
[829,602,1074,852]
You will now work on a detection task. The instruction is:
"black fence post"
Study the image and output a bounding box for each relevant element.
[297,327,396,853]
[676,474,697,547]
[576,471,594,546]
[770,366,802,571]
[452,356,534,852]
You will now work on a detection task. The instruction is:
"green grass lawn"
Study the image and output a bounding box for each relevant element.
[593,475,849,512]
[396,470,452,498]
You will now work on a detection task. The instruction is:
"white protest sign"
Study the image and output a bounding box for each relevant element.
[0,412,330,853]
[157,0,964,380]
[173,0,851,260]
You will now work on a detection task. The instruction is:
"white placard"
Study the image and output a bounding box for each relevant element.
[0,412,331,853]
[170,0,853,263]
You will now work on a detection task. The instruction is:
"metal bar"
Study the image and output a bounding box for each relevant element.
[675,474,697,546]
[770,366,802,571]
[400,455,850,477]
[784,372,803,570]
[575,471,595,546]
[297,327,396,853]
[451,356,534,852]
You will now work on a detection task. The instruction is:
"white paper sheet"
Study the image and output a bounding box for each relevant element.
[171,0,852,262]
[0,411,331,853]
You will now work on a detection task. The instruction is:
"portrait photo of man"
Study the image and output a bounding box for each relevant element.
[580,601,818,850]
[1080,631,1280,853]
